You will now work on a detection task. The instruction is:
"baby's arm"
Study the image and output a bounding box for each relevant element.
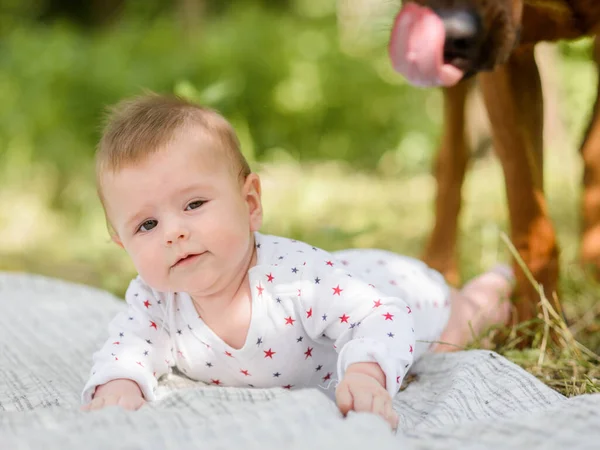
[298,261,415,427]
[81,277,174,410]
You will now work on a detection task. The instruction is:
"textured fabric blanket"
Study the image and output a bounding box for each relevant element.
[1,272,599,449]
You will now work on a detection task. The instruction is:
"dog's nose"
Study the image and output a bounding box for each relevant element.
[435,8,483,67]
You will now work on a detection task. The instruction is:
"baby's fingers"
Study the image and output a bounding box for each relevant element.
[118,395,145,411]
[82,394,141,412]
[384,400,399,430]
[82,397,107,411]
[335,383,354,416]
[372,395,398,429]
[372,395,387,417]
[352,389,373,413]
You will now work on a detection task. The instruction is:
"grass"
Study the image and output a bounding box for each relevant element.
[2,142,599,396]
[469,233,600,396]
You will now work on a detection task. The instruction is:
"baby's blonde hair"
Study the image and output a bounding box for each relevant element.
[96,93,251,191]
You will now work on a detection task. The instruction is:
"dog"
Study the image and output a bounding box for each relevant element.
[387,0,600,331]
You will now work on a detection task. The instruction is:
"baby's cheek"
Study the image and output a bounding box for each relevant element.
[227,228,252,258]
[131,245,167,289]
[205,216,240,250]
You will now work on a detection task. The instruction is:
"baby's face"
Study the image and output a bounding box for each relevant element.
[101,127,262,295]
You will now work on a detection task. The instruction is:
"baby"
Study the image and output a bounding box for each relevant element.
[81,94,513,428]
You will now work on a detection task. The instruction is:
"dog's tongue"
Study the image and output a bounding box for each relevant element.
[389,3,464,87]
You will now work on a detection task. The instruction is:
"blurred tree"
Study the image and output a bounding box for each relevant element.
[206,0,294,15]
[178,0,205,35]
[38,0,126,27]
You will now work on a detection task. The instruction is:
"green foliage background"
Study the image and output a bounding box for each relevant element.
[0,0,597,309]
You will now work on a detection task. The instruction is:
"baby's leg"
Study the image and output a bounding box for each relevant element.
[431,265,514,352]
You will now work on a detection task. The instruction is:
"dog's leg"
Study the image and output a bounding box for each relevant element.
[422,80,474,286]
[580,37,600,274]
[479,46,559,327]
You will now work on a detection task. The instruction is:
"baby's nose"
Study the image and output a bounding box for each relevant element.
[165,226,189,245]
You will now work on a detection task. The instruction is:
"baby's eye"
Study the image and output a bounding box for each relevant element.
[138,219,158,232]
[185,200,205,211]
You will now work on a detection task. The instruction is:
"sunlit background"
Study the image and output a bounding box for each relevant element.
[1,0,598,357]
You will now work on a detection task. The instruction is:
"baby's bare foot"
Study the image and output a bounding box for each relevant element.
[432,265,514,352]
[460,264,514,329]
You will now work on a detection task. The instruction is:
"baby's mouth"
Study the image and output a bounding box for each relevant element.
[172,252,205,269]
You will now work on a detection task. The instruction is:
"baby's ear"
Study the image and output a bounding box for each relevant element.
[111,233,124,248]
[244,173,263,232]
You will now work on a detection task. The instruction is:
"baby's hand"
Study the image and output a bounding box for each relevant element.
[335,362,398,429]
[81,379,145,412]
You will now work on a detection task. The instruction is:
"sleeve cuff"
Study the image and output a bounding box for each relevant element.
[81,364,158,404]
[336,338,408,398]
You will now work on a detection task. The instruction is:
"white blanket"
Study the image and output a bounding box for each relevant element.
[1,272,598,449]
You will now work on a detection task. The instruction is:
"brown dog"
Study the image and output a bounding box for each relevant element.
[388,1,600,329]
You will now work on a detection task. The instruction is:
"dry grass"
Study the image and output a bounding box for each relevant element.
[465,233,600,396]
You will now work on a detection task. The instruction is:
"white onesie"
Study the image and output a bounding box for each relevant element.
[82,232,451,403]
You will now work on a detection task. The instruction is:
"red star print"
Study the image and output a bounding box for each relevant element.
[406,306,412,314]
[383,312,394,321]
[322,372,332,381]
[266,273,274,282]
[297,289,302,297]
[409,345,413,354]
[285,316,295,325]
[368,284,375,288]
[396,376,401,384]
[339,314,350,323]
[325,260,334,266]
[112,341,120,345]
[225,351,233,357]
[212,379,221,385]
[304,347,313,359]
[373,299,382,308]
[240,369,251,376]
[143,300,151,308]
[264,348,276,358]
[114,356,118,361]
[306,308,312,318]
[136,361,144,367]
[177,350,185,359]
[283,384,293,389]
[149,320,158,329]
[332,285,343,296]
[256,283,264,296]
